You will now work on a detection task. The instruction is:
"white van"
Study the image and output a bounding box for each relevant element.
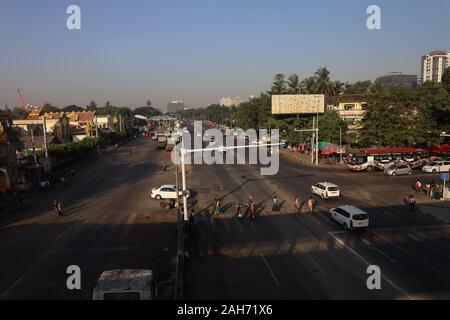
[311,182,340,199]
[92,269,157,300]
[329,205,369,230]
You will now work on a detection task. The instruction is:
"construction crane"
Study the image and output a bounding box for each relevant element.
[16,89,28,109]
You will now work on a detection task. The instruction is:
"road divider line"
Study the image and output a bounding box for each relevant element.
[361,238,397,264]
[120,213,137,238]
[328,232,413,300]
[260,254,280,287]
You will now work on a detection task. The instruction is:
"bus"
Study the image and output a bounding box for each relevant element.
[347,148,430,172]
[429,144,450,159]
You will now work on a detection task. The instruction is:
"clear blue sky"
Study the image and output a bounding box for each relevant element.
[0,0,449,110]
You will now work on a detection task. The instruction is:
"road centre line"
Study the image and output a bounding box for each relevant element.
[260,254,280,287]
[328,231,413,300]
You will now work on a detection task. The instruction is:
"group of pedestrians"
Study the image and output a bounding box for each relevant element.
[293,195,315,213]
[235,196,256,219]
[415,179,443,200]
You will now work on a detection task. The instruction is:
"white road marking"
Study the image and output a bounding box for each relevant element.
[372,230,450,281]
[305,252,328,277]
[408,233,450,260]
[120,212,138,238]
[413,230,450,250]
[260,254,280,287]
[328,232,413,300]
[361,238,397,264]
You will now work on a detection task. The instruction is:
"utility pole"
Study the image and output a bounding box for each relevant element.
[95,115,99,137]
[31,127,37,164]
[339,126,342,164]
[42,116,48,158]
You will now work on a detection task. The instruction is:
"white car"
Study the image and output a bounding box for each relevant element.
[329,205,369,230]
[311,182,340,199]
[422,161,450,173]
[151,185,191,200]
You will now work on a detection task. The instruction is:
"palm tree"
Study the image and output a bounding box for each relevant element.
[300,77,318,94]
[333,80,347,95]
[314,66,336,96]
[287,74,301,94]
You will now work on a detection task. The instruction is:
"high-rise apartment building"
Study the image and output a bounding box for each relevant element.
[421,50,450,83]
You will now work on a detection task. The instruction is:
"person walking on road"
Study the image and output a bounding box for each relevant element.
[128,148,132,156]
[215,199,221,215]
[415,179,422,193]
[52,200,63,216]
[236,203,243,219]
[307,197,315,213]
[294,196,301,212]
[272,195,279,211]
[211,197,218,215]
[162,161,167,172]
[408,194,416,211]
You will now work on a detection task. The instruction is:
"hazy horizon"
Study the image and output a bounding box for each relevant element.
[1,0,449,110]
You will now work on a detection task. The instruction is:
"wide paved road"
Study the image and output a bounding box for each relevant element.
[184,148,450,299]
[0,136,178,299]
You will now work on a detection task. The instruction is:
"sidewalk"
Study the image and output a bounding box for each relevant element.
[417,201,450,223]
[280,149,347,170]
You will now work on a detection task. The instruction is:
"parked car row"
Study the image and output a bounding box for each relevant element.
[382,160,450,176]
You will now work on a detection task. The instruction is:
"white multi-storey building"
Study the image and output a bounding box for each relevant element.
[421,50,450,83]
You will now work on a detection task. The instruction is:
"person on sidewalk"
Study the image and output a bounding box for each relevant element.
[162,161,167,172]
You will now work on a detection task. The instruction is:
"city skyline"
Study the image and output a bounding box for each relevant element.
[1,0,450,109]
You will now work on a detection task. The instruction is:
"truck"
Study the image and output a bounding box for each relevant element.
[92,269,157,300]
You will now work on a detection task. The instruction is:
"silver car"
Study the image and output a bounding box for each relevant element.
[384,164,412,176]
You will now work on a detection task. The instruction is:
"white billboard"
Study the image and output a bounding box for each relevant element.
[271,94,325,115]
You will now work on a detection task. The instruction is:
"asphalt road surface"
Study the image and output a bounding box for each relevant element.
[0,136,178,300]
[1,136,449,300]
[183,143,450,300]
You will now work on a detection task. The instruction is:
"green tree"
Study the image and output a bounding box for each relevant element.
[269,74,288,95]
[344,80,372,94]
[11,107,29,119]
[360,87,420,147]
[63,105,84,112]
[104,101,111,108]
[287,74,301,94]
[40,103,60,114]
[314,66,336,96]
[146,100,152,107]
[86,100,97,111]
[442,67,450,93]
[300,77,318,94]
[316,110,347,143]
